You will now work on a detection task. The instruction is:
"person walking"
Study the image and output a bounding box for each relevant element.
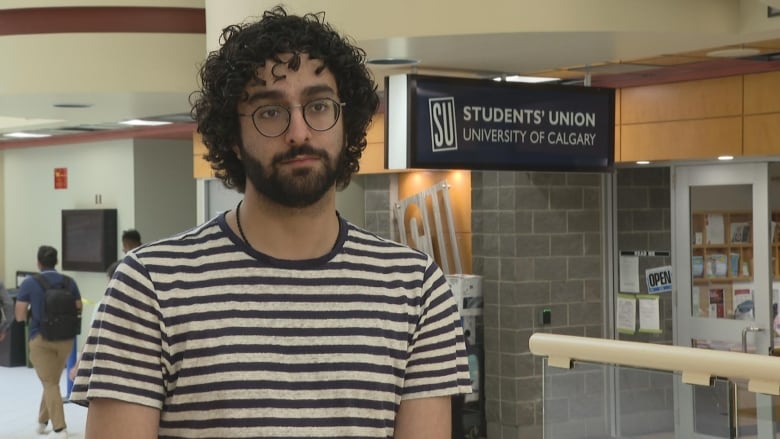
[0,278,12,342]
[16,245,82,438]
[120,229,142,253]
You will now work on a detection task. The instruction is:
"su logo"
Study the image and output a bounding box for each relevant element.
[428,97,458,152]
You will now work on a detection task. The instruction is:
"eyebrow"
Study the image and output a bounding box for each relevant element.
[245,84,337,105]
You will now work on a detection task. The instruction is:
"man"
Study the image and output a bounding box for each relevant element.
[16,245,82,439]
[0,279,12,342]
[120,229,142,253]
[71,7,471,438]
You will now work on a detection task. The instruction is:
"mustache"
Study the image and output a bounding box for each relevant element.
[272,144,329,165]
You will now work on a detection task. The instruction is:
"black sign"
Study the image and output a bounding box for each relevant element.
[385,74,615,172]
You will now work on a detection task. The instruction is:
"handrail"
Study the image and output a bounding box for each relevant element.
[528,333,780,395]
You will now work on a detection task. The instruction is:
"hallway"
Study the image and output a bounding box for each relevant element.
[0,366,86,439]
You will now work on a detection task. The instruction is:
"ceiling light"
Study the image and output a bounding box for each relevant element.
[366,58,420,66]
[636,160,651,165]
[4,132,52,138]
[52,103,92,109]
[493,75,560,83]
[718,155,734,161]
[758,0,780,9]
[119,119,173,127]
[706,48,761,58]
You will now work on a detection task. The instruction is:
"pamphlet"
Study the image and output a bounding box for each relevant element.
[705,253,728,278]
[729,222,750,243]
[729,253,740,277]
[692,256,704,278]
[705,214,725,245]
[733,286,754,320]
[708,288,725,318]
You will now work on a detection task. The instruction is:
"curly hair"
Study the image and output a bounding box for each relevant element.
[191,6,379,193]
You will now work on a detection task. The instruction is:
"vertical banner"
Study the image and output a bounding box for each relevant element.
[386,74,615,172]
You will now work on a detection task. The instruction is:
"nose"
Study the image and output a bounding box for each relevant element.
[284,107,310,145]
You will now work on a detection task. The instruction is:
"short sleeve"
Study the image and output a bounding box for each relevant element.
[70,256,166,410]
[402,258,472,400]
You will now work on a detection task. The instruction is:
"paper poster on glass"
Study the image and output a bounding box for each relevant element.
[645,265,672,293]
[617,294,637,334]
[638,294,661,334]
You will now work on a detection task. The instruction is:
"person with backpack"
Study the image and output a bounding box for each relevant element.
[15,245,82,439]
[0,279,12,341]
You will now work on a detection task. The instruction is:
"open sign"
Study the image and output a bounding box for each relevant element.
[646,266,673,293]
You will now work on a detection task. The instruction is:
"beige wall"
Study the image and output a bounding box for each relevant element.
[2,138,197,346]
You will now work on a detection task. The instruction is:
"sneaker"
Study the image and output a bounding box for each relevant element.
[36,422,48,434]
[47,429,68,438]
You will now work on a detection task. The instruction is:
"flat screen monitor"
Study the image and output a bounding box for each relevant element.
[15,270,37,288]
[61,209,118,272]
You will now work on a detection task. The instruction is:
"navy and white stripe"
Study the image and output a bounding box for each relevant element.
[71,213,471,438]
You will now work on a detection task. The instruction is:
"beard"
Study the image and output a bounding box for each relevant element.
[241,143,342,208]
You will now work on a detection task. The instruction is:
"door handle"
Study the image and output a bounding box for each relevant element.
[741,326,763,353]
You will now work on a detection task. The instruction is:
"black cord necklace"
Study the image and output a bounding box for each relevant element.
[235,200,250,244]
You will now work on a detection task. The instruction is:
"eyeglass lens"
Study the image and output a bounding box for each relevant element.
[252,98,342,137]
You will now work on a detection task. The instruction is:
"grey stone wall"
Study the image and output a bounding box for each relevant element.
[358,168,673,438]
[356,174,393,239]
[472,171,605,439]
[616,167,672,343]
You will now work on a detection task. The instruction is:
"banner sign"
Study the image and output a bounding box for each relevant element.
[385,74,615,172]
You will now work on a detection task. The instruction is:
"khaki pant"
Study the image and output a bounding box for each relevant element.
[29,335,73,431]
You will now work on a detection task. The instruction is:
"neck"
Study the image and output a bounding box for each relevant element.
[233,189,340,260]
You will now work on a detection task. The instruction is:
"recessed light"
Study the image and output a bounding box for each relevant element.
[636,160,651,165]
[4,132,52,138]
[366,58,420,66]
[706,48,761,58]
[52,103,92,109]
[119,119,173,127]
[493,75,560,83]
[718,155,734,161]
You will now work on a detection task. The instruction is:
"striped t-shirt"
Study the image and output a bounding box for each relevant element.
[70,213,472,438]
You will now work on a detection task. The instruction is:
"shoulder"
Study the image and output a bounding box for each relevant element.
[17,276,40,300]
[343,221,430,262]
[132,216,228,258]
[120,217,237,281]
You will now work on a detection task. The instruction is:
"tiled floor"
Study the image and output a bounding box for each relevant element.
[0,366,86,439]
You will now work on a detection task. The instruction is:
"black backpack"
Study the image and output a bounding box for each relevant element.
[34,274,81,341]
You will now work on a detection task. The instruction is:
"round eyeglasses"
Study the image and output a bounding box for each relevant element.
[239,97,346,138]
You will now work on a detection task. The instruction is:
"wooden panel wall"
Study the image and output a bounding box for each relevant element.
[743,71,780,157]
[618,71,780,162]
[192,132,213,179]
[622,117,742,161]
[614,89,621,163]
[621,76,742,124]
[619,76,744,162]
[359,116,387,174]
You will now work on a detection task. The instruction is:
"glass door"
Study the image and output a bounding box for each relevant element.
[673,163,776,438]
